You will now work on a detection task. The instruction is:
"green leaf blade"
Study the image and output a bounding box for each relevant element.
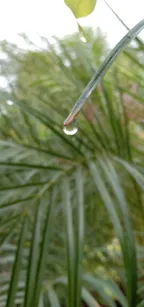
[6,215,27,307]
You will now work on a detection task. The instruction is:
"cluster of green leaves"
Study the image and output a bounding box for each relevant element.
[0,24,144,307]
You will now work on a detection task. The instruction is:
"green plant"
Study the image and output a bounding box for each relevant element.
[0,24,144,307]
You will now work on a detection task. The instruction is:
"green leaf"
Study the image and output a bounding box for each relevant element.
[62,177,75,307]
[64,0,96,18]
[24,202,41,307]
[82,287,100,307]
[89,160,123,240]
[48,287,61,307]
[83,275,117,307]
[75,167,84,307]
[101,160,137,306]
[91,158,137,307]
[114,158,144,190]
[38,295,44,307]
[0,161,63,171]
[32,190,56,307]
[6,215,27,307]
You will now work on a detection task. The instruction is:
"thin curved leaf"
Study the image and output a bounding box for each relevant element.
[64,19,144,126]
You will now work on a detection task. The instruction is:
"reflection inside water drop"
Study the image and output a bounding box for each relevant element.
[63,119,78,135]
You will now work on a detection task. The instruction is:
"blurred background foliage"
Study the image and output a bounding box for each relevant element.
[0,24,144,307]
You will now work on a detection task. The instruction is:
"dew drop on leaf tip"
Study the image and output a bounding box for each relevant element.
[63,119,78,135]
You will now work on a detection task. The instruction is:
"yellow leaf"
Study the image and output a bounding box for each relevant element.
[64,0,97,18]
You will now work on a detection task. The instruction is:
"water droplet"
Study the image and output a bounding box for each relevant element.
[80,36,87,43]
[63,119,78,135]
